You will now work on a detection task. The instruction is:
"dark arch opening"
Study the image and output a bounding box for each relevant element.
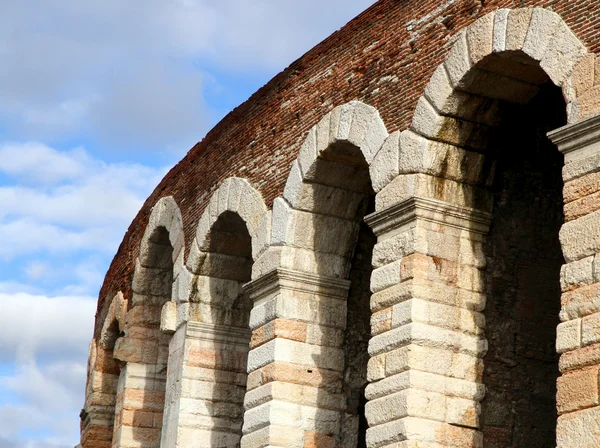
[192,210,253,447]
[308,140,374,447]
[480,80,565,448]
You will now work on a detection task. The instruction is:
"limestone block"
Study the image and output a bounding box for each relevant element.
[371,131,400,193]
[365,370,484,402]
[442,90,503,127]
[397,131,488,186]
[392,299,484,336]
[459,68,540,105]
[505,8,534,51]
[423,64,453,114]
[365,389,445,427]
[561,283,600,322]
[251,210,272,261]
[446,396,480,428]
[557,406,600,447]
[297,127,318,176]
[226,177,245,214]
[371,278,486,314]
[445,33,472,87]
[247,338,344,372]
[160,301,177,334]
[582,312,600,347]
[467,13,494,65]
[372,228,417,268]
[243,381,344,412]
[371,260,404,294]
[557,319,582,354]
[327,105,344,150]
[368,323,486,358]
[240,424,305,448]
[492,9,509,53]
[522,7,561,60]
[557,368,600,414]
[242,400,340,435]
[563,150,600,182]
[315,111,332,157]
[569,53,595,99]
[540,20,587,87]
[375,172,492,212]
[366,416,482,448]
[357,104,389,165]
[304,323,344,348]
[559,210,600,263]
[252,299,336,340]
[559,344,600,374]
[237,187,268,238]
[283,163,367,219]
[385,345,483,382]
[561,256,594,291]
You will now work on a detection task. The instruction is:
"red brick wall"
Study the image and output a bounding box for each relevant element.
[95,0,600,334]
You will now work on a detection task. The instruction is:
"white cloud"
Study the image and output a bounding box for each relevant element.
[0,0,375,152]
[0,292,95,361]
[0,143,167,259]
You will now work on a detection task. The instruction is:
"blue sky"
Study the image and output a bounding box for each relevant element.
[0,1,375,447]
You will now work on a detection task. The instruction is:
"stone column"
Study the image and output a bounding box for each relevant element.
[160,321,251,447]
[80,342,119,448]
[111,362,166,448]
[363,197,491,448]
[241,268,350,448]
[549,114,600,447]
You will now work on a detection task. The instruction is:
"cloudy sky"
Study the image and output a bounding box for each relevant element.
[0,1,376,447]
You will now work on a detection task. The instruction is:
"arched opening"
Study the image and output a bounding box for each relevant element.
[305,137,375,447]
[185,210,253,447]
[114,225,174,448]
[477,62,566,447]
[424,47,568,446]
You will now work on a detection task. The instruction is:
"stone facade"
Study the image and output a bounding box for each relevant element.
[79,2,600,447]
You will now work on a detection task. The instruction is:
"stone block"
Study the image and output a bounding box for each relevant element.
[557,406,600,447]
[506,8,534,51]
[557,319,582,354]
[560,282,600,321]
[365,389,446,427]
[160,301,177,334]
[371,130,400,193]
[557,368,600,414]
[467,13,494,64]
[365,370,484,402]
[368,322,486,358]
[560,210,600,263]
[541,20,587,86]
[561,256,595,291]
[570,53,596,98]
[445,33,472,87]
[522,7,562,61]
[582,312,600,347]
[492,9,509,53]
[247,338,344,372]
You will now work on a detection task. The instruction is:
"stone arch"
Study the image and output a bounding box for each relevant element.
[111,196,185,448]
[243,100,389,447]
[364,7,592,448]
[79,292,127,448]
[157,177,268,447]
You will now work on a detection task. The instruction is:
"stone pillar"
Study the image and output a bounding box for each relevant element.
[241,268,350,448]
[363,197,491,448]
[80,342,119,448]
[549,114,600,447]
[112,362,166,448]
[161,321,251,447]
